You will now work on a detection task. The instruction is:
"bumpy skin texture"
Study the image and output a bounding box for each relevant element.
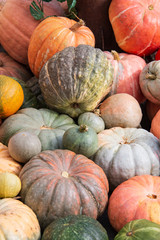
[109,0,160,56]
[42,215,109,240]
[139,60,160,104]
[39,45,114,118]
[0,198,41,239]
[0,107,77,150]
[108,175,160,232]
[114,219,160,240]
[93,127,160,189]
[19,149,109,230]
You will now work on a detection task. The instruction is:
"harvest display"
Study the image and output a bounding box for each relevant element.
[0,0,160,239]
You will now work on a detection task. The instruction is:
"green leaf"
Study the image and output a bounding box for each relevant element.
[30,0,44,20]
[67,0,76,12]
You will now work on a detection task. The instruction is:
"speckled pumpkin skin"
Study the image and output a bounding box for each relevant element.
[19,149,109,230]
[39,44,114,118]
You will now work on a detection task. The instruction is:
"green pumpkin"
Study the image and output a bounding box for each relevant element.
[12,77,39,109]
[0,108,77,151]
[39,44,114,118]
[63,124,98,157]
[42,215,109,240]
[78,110,105,133]
[114,219,160,240]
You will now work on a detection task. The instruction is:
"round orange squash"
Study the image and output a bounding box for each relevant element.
[150,109,160,138]
[0,75,24,118]
[0,0,64,65]
[108,175,160,232]
[28,16,95,77]
[146,100,160,121]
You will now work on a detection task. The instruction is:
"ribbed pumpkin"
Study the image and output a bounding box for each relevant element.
[139,60,160,104]
[0,0,64,64]
[114,219,160,240]
[28,16,95,77]
[39,44,114,118]
[104,50,146,103]
[63,124,98,158]
[42,215,109,240]
[19,149,109,230]
[0,198,41,239]
[0,172,21,198]
[0,51,32,81]
[109,0,160,56]
[0,142,22,175]
[0,75,24,118]
[93,127,160,189]
[0,107,77,150]
[108,175,160,232]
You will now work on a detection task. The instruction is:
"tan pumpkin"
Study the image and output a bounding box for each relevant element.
[0,51,32,82]
[0,75,24,118]
[0,198,41,239]
[0,0,64,64]
[28,16,95,77]
[0,142,22,175]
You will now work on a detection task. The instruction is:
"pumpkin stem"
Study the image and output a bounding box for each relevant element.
[79,125,88,132]
[111,50,120,61]
[93,109,101,117]
[126,231,133,236]
[145,72,156,80]
[147,194,157,199]
[62,171,69,178]
[70,19,85,31]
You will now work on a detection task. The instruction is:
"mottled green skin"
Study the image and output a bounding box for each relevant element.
[42,215,109,240]
[114,219,160,240]
[39,44,114,118]
[0,107,77,150]
[63,125,98,157]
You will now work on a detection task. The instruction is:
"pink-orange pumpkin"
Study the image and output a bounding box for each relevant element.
[28,16,95,77]
[109,0,160,56]
[108,175,160,232]
[104,50,146,103]
[0,0,64,65]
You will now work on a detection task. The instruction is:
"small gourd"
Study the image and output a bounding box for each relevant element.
[8,131,42,163]
[0,172,21,198]
[63,124,98,157]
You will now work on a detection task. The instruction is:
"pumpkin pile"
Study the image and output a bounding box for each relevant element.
[0,0,160,239]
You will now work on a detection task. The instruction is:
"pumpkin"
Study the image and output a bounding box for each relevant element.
[0,107,77,150]
[108,175,160,232]
[19,149,109,229]
[139,60,160,104]
[93,127,160,189]
[104,50,146,103]
[99,93,142,128]
[28,16,95,77]
[0,0,64,65]
[76,0,120,51]
[0,51,32,81]
[0,142,22,175]
[0,172,21,198]
[42,215,109,240]
[114,219,160,240]
[63,124,98,158]
[146,100,160,121]
[39,44,114,118]
[109,0,160,56]
[0,198,41,239]
[8,131,42,163]
[150,109,160,139]
[78,110,105,133]
[11,77,40,109]
[0,75,24,118]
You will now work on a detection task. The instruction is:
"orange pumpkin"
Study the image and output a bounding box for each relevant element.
[0,75,24,118]
[28,16,95,77]
[0,0,64,65]
[146,100,160,121]
[0,51,32,82]
[108,175,160,232]
[150,109,160,138]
